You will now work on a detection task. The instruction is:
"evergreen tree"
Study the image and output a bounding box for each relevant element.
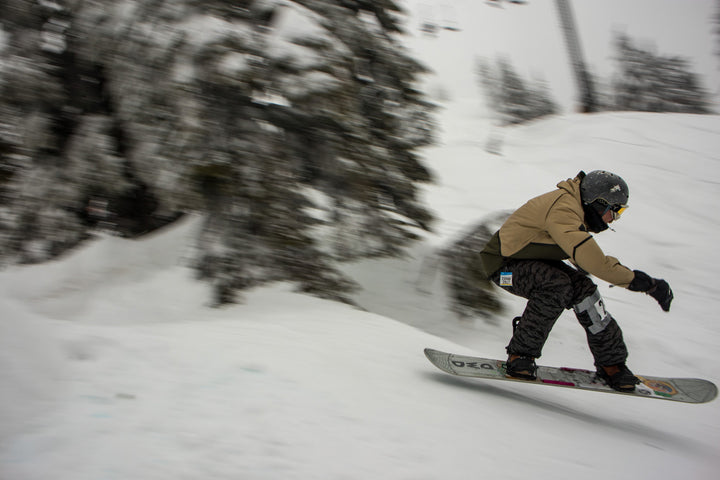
[496,57,531,125]
[612,34,711,114]
[0,0,435,304]
[477,56,558,125]
[442,211,509,320]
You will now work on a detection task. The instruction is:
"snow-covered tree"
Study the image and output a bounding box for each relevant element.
[0,0,435,304]
[612,34,711,114]
[477,56,558,125]
[442,211,509,319]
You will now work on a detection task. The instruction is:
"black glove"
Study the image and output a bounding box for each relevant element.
[628,270,673,312]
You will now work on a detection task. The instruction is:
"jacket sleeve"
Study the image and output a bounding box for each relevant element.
[545,201,635,287]
[572,237,634,287]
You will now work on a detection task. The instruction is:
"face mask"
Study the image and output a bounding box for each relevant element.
[583,202,609,233]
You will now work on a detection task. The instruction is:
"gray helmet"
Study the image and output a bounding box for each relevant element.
[580,170,629,208]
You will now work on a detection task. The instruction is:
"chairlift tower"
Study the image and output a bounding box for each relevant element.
[555,0,596,112]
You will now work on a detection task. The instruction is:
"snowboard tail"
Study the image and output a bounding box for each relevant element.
[424,348,717,404]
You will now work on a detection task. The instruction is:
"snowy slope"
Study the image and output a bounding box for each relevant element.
[2,172,719,480]
[3,111,720,480]
[3,2,720,480]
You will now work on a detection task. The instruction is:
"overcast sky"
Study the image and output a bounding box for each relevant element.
[403,0,719,112]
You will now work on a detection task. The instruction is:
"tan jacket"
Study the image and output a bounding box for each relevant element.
[480,175,635,287]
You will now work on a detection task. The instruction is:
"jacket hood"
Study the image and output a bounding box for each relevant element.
[556,174,584,204]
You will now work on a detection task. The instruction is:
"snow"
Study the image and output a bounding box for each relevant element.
[265,2,336,70]
[217,52,253,76]
[283,71,341,99]
[2,2,720,480]
[40,19,69,54]
[177,15,252,49]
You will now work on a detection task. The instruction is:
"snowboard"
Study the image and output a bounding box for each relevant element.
[424,348,717,404]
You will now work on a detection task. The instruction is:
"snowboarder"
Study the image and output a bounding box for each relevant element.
[479,171,673,391]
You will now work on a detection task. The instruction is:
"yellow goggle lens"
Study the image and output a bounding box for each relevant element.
[612,205,628,220]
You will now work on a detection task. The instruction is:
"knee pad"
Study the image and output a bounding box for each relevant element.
[573,289,612,334]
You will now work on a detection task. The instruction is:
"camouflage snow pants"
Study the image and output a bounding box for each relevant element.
[491,259,628,367]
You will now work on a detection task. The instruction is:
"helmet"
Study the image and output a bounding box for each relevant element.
[580,170,629,208]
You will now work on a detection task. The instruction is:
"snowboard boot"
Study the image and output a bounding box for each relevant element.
[506,355,537,381]
[597,364,640,392]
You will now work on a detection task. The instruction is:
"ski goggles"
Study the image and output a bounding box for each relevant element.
[604,203,628,221]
